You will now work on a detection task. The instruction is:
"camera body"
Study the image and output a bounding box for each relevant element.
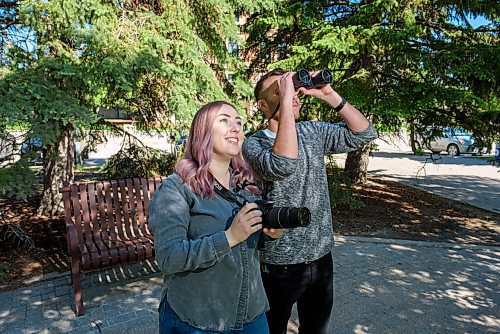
[292,68,333,90]
[254,199,311,229]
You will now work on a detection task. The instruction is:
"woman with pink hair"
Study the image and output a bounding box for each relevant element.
[149,101,283,333]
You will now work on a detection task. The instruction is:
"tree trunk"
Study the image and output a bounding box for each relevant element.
[37,128,74,217]
[409,128,417,153]
[344,144,371,184]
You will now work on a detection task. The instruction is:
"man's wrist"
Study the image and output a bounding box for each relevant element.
[333,97,347,112]
[278,103,295,119]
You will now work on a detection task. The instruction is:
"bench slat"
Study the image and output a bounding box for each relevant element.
[96,182,109,242]
[103,182,117,243]
[136,178,146,236]
[118,180,133,240]
[111,181,125,241]
[126,179,140,239]
[87,183,99,245]
[139,178,150,238]
[79,185,92,248]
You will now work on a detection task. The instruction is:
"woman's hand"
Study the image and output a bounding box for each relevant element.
[225,203,263,247]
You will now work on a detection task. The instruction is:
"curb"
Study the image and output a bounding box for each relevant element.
[335,234,500,251]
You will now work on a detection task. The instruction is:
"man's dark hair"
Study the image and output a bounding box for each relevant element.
[254,68,287,101]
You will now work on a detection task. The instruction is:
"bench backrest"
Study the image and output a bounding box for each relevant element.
[61,177,166,246]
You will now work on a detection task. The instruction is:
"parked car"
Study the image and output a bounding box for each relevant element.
[20,136,45,163]
[414,127,487,156]
[20,134,87,165]
[176,133,187,148]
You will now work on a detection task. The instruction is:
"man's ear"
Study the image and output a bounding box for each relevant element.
[257,99,268,114]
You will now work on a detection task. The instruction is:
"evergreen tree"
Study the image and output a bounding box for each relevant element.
[243,0,499,182]
[0,0,266,215]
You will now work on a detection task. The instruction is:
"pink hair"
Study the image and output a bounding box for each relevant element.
[175,101,259,198]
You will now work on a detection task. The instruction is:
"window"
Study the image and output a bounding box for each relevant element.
[277,42,287,60]
[259,40,270,63]
[227,40,239,57]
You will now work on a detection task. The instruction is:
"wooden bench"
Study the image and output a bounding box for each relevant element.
[60,176,166,316]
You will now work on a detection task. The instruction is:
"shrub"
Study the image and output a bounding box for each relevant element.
[100,142,177,180]
[414,147,425,155]
[0,160,37,201]
[326,157,364,210]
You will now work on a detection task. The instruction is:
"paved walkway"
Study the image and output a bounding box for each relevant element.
[1,236,499,334]
[367,151,500,214]
[2,142,498,333]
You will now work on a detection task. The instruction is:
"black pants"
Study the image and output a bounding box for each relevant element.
[261,252,334,334]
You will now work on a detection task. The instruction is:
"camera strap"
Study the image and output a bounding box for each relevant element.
[213,180,247,207]
[268,103,280,121]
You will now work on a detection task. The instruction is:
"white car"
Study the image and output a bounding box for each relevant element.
[414,127,486,156]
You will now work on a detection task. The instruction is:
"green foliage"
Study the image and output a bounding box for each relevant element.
[100,142,177,180]
[0,262,9,284]
[1,0,246,129]
[414,147,425,156]
[244,0,499,143]
[326,158,364,210]
[0,161,37,201]
[1,0,272,209]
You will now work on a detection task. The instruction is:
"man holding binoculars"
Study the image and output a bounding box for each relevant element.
[242,68,377,334]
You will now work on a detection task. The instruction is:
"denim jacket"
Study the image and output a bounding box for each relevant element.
[148,173,275,331]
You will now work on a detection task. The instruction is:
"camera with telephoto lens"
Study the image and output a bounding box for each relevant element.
[254,199,311,229]
[292,68,333,90]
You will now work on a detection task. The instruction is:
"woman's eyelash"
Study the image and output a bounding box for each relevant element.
[219,117,242,126]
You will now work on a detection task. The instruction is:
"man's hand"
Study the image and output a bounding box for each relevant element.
[263,227,284,239]
[297,71,370,132]
[277,72,297,115]
[297,71,340,106]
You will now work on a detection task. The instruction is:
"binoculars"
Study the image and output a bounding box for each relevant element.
[292,68,333,90]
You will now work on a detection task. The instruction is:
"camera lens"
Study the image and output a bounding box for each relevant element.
[263,206,311,229]
[298,207,311,226]
[286,207,311,228]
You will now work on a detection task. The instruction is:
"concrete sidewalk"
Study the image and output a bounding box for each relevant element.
[367,151,500,214]
[1,236,499,334]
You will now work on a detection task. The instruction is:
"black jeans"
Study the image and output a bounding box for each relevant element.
[261,252,333,334]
